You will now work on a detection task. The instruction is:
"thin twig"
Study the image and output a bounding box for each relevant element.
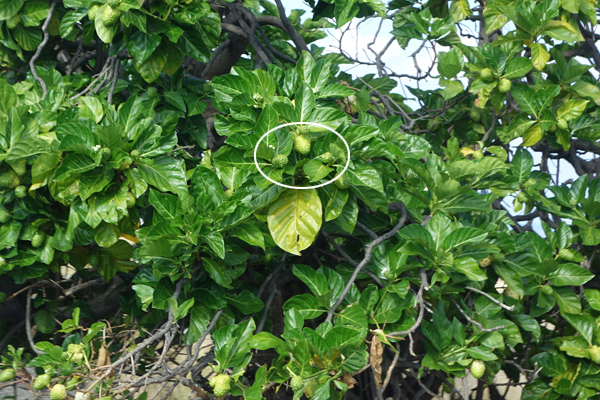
[29,0,57,100]
[451,299,505,332]
[387,268,428,337]
[26,289,43,355]
[465,286,515,311]
[325,204,408,323]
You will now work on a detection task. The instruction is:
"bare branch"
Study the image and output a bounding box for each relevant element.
[29,0,57,100]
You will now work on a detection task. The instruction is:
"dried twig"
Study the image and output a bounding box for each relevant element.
[26,289,43,355]
[325,204,408,323]
[29,0,57,100]
[451,299,505,332]
[465,286,515,311]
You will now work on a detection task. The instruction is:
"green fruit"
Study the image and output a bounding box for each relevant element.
[11,159,26,176]
[71,352,84,363]
[101,6,122,26]
[472,150,484,159]
[100,147,112,163]
[107,0,120,8]
[88,4,100,20]
[590,345,600,364]
[130,150,140,159]
[33,374,51,390]
[498,78,512,93]
[14,186,27,199]
[147,87,158,98]
[293,135,311,155]
[31,232,46,248]
[548,124,557,132]
[126,192,136,208]
[6,15,20,29]
[224,189,234,198]
[480,68,493,82]
[297,125,310,135]
[557,118,568,130]
[470,360,485,379]
[540,285,553,296]
[67,343,84,355]
[290,375,303,392]
[558,248,578,262]
[469,109,481,122]
[211,374,231,397]
[320,152,334,164]
[0,368,15,382]
[0,171,19,188]
[334,173,350,190]
[478,256,492,268]
[516,191,528,203]
[271,154,289,169]
[0,210,11,224]
[50,383,67,400]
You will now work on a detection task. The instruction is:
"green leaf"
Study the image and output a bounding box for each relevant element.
[547,264,594,286]
[267,189,323,255]
[293,264,329,297]
[584,289,600,311]
[53,154,96,182]
[94,5,119,43]
[202,257,232,288]
[562,312,595,346]
[60,10,87,38]
[226,290,264,314]
[450,0,472,22]
[451,257,487,281]
[347,165,383,192]
[35,310,57,334]
[283,294,325,319]
[503,58,532,79]
[443,227,488,250]
[0,0,24,20]
[557,99,588,121]
[137,156,187,196]
[136,46,168,83]
[127,31,161,63]
[303,160,333,182]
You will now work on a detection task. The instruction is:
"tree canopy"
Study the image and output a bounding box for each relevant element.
[1,0,600,399]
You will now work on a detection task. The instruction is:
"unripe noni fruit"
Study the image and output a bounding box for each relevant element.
[516,191,528,203]
[548,124,557,132]
[334,173,350,190]
[88,4,100,20]
[589,345,600,364]
[15,185,27,199]
[472,150,484,159]
[290,375,303,391]
[490,253,505,263]
[498,78,512,93]
[297,125,310,135]
[0,368,15,382]
[469,109,481,122]
[540,285,553,296]
[478,256,492,268]
[480,68,493,82]
[320,152,334,164]
[11,159,26,176]
[147,87,158,98]
[0,171,19,188]
[0,210,10,224]
[293,135,311,155]
[100,147,112,162]
[107,0,120,8]
[101,5,122,26]
[67,343,84,356]
[50,383,67,400]
[224,189,234,198]
[211,374,231,397]
[31,232,46,248]
[33,373,51,390]
[130,149,140,159]
[470,360,485,379]
[126,192,136,208]
[557,118,568,130]
[271,154,289,169]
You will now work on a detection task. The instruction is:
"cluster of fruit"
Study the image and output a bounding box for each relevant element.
[268,126,350,189]
[479,68,512,93]
[0,159,27,198]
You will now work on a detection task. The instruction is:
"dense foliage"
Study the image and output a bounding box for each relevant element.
[1,0,600,399]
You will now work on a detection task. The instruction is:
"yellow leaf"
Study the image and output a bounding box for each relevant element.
[267,189,322,255]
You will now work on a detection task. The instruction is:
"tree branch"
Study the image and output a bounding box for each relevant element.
[29,0,57,100]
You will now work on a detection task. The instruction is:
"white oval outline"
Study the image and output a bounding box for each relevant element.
[253,122,351,190]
